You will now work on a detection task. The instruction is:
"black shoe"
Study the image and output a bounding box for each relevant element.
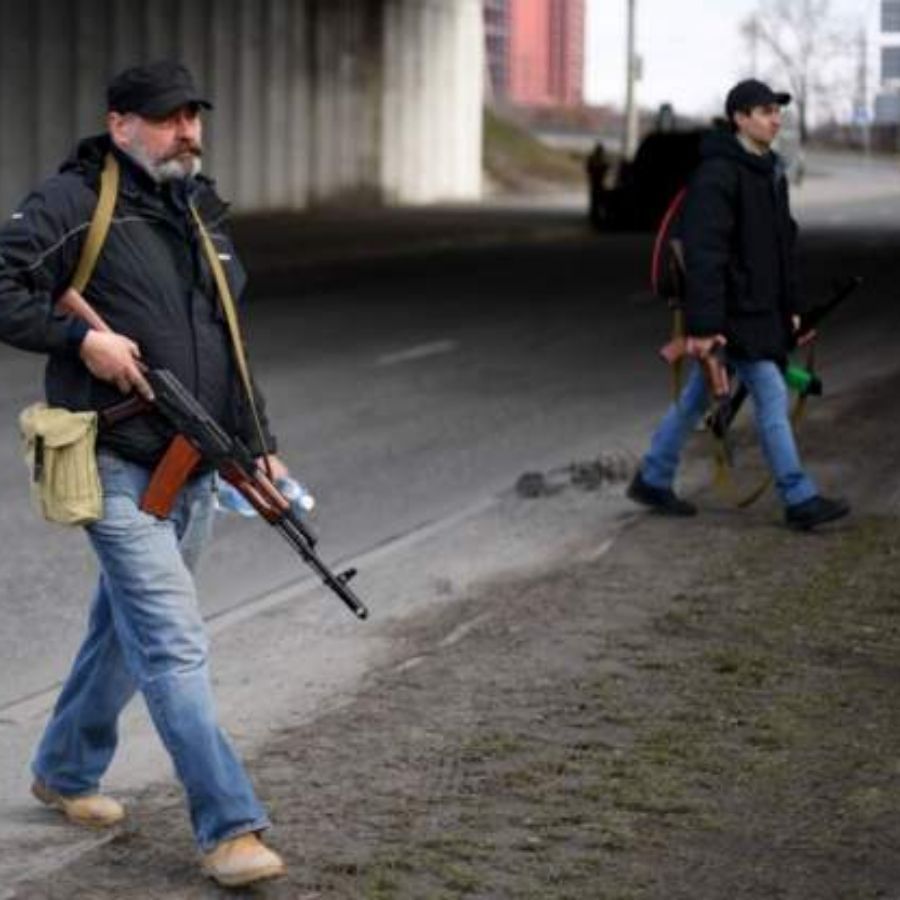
[626,472,697,516]
[785,495,850,531]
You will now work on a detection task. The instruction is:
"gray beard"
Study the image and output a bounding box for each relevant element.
[124,144,202,182]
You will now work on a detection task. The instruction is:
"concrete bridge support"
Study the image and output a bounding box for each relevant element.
[0,0,483,214]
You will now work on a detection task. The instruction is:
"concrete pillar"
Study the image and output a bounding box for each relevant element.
[381,0,483,203]
[36,0,77,178]
[0,0,483,214]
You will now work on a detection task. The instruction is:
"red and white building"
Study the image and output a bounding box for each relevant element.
[486,0,585,108]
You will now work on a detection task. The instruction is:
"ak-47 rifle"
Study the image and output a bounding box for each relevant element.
[704,274,862,441]
[58,289,368,620]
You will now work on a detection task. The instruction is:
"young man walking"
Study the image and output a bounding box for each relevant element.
[628,79,849,530]
[0,62,287,886]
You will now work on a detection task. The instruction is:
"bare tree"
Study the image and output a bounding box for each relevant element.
[740,0,844,144]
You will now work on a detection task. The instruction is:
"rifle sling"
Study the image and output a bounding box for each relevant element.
[188,202,271,478]
[71,153,120,293]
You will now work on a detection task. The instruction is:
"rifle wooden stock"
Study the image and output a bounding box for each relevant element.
[658,337,729,400]
[140,434,202,518]
[56,287,112,333]
[658,336,686,364]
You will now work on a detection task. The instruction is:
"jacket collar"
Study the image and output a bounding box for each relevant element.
[700,128,778,176]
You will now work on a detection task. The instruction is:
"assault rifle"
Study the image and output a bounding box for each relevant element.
[113,370,367,619]
[705,275,862,441]
[58,290,368,620]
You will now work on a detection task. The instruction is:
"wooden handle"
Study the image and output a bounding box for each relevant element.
[658,336,686,365]
[140,435,202,518]
[56,287,111,333]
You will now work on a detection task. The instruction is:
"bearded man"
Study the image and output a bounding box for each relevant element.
[0,61,287,886]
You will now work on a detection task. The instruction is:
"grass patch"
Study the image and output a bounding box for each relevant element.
[483,108,585,190]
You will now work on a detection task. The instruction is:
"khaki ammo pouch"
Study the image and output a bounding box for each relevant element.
[15,153,119,526]
[19,404,102,525]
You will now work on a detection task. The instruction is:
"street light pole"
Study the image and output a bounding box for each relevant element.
[623,0,640,159]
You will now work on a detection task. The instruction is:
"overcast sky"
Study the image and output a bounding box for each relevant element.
[585,0,878,121]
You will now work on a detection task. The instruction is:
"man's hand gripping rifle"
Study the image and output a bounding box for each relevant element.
[704,274,862,442]
[59,288,368,621]
[137,370,367,620]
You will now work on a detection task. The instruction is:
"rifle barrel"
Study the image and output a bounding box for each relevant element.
[276,517,369,619]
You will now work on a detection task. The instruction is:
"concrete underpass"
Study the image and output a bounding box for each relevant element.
[0,0,483,213]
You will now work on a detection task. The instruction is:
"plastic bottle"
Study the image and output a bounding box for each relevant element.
[276,476,316,517]
[214,476,316,519]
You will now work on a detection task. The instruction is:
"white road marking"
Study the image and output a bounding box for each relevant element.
[376,339,458,367]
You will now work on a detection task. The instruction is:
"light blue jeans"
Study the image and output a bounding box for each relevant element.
[32,452,269,851]
[641,359,818,508]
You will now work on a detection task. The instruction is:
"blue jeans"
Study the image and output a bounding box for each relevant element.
[32,453,269,851]
[641,359,818,507]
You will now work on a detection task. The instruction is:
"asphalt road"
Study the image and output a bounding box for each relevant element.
[1,151,898,715]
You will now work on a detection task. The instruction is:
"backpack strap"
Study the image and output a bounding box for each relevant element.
[71,153,120,293]
[650,186,687,298]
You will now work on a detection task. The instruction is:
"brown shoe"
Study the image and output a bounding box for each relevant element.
[32,780,125,828]
[202,833,286,887]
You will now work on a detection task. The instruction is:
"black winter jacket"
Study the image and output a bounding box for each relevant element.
[0,135,275,468]
[682,129,799,361]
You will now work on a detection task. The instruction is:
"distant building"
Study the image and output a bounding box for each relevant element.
[484,0,510,100]
[484,0,585,108]
[876,0,900,123]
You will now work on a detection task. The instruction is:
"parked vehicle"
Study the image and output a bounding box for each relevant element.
[588,128,710,231]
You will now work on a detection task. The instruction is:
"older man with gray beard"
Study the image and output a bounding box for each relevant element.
[0,61,287,887]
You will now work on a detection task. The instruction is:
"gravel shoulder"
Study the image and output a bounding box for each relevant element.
[7,364,900,900]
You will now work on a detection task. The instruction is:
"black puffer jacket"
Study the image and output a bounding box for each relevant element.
[682,129,799,361]
[0,134,275,468]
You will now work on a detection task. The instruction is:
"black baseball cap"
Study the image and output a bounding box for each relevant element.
[725,79,791,120]
[107,61,212,118]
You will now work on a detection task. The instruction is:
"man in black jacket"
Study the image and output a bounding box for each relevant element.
[628,79,849,530]
[0,62,286,886]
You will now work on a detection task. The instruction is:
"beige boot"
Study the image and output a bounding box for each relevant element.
[202,833,286,887]
[32,780,125,828]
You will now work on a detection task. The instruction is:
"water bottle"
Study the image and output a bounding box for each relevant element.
[214,475,316,519]
[275,476,316,518]
[214,479,257,517]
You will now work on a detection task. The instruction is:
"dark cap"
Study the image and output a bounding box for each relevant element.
[107,61,212,118]
[725,79,791,120]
